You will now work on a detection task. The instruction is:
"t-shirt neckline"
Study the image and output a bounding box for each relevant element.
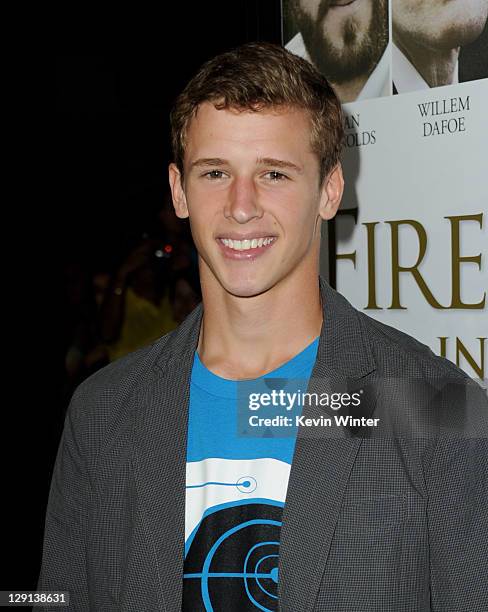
[191,336,319,399]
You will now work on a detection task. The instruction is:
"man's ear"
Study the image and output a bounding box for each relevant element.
[318,163,344,221]
[168,163,189,219]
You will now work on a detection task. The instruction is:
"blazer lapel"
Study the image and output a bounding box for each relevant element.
[132,304,203,612]
[278,278,377,612]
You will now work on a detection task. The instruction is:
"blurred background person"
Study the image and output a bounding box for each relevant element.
[100,196,198,362]
[284,0,390,102]
[100,231,178,362]
[168,267,202,325]
[392,0,488,93]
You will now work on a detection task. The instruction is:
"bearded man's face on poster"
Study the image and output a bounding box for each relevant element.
[292,0,389,85]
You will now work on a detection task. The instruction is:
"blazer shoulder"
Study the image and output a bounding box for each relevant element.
[63,302,203,468]
[74,329,174,405]
[64,329,177,463]
[356,309,469,383]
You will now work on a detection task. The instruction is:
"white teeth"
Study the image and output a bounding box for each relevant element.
[221,237,275,251]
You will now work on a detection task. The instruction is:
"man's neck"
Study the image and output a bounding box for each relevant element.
[197,269,323,380]
[394,35,459,88]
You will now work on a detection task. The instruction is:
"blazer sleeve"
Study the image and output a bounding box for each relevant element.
[36,388,92,611]
[427,380,488,611]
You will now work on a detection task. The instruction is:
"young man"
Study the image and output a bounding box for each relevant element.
[38,43,487,611]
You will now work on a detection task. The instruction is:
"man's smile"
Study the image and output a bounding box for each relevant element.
[217,235,278,258]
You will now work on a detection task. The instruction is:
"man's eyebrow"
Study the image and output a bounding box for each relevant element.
[258,158,303,173]
[190,158,228,169]
[189,157,303,173]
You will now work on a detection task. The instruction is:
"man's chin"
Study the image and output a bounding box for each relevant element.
[215,273,276,299]
[221,282,272,299]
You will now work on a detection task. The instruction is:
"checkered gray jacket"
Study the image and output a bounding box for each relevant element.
[37,277,488,611]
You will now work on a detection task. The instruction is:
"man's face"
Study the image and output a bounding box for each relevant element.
[169,103,342,298]
[393,0,488,50]
[294,0,389,84]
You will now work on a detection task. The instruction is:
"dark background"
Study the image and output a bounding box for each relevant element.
[6,0,282,593]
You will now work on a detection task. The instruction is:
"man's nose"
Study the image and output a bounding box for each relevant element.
[224,176,263,224]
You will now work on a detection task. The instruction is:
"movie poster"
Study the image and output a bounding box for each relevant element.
[282,0,488,383]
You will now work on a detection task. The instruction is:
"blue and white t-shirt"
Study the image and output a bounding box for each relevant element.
[183,337,319,612]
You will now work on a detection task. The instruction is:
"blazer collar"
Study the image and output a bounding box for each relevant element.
[277,277,378,611]
[314,276,375,378]
[135,276,376,612]
[132,303,203,612]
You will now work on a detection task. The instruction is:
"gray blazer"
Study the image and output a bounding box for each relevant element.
[38,277,488,611]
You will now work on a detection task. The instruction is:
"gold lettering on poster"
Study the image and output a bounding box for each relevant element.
[331,213,485,310]
[387,220,445,310]
[438,337,486,379]
[328,208,357,289]
[445,213,485,309]
[363,222,381,310]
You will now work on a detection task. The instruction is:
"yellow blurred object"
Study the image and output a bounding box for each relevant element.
[107,287,177,361]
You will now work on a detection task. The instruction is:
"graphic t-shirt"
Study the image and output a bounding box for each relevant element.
[183,338,319,612]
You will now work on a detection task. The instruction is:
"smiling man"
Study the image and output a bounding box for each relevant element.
[285,0,390,102]
[38,43,487,611]
[392,0,488,92]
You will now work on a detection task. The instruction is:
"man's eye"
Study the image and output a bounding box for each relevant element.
[203,170,225,179]
[266,171,288,181]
